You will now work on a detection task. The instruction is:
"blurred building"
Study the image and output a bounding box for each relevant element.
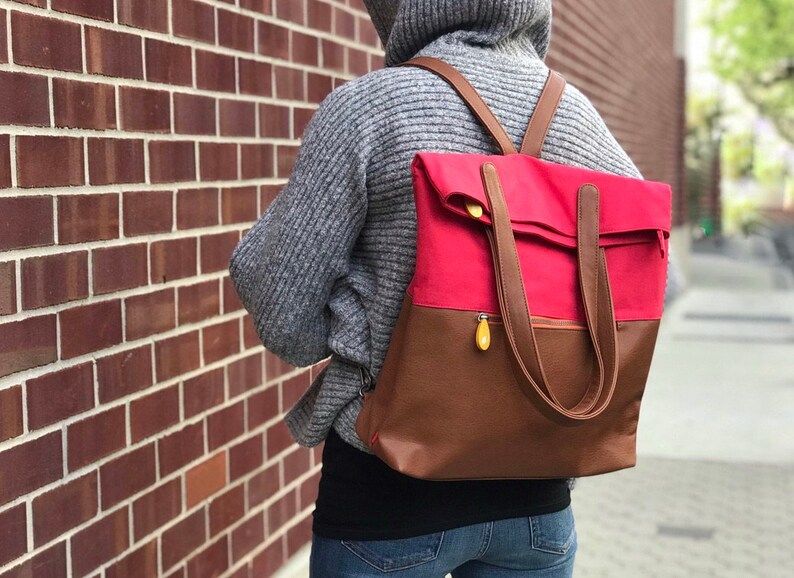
[0,1,687,577]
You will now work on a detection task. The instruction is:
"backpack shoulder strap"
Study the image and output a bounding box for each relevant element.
[401,56,567,159]
[520,70,566,157]
[400,56,518,155]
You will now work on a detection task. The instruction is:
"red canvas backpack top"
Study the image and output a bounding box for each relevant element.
[354,57,672,480]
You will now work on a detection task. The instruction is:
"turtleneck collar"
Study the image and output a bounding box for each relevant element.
[363,0,552,67]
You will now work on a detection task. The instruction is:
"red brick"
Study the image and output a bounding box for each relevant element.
[334,7,356,40]
[200,231,240,274]
[238,58,272,97]
[158,422,204,477]
[11,12,82,72]
[199,142,238,181]
[231,512,264,562]
[151,237,197,283]
[293,31,319,66]
[229,434,263,481]
[0,9,6,64]
[241,144,275,180]
[174,93,217,136]
[27,362,94,430]
[218,10,254,52]
[0,262,16,315]
[173,0,215,44]
[52,0,113,20]
[307,1,332,33]
[242,318,261,350]
[323,40,345,72]
[164,566,187,578]
[300,471,321,511]
[186,452,226,508]
[266,349,295,381]
[178,280,220,326]
[281,372,310,410]
[59,300,123,359]
[96,345,154,403]
[176,188,219,229]
[307,72,334,104]
[294,107,315,138]
[106,540,157,578]
[92,243,148,295]
[58,193,119,244]
[0,542,66,578]
[125,289,176,341]
[161,510,206,571]
[202,317,240,364]
[240,0,272,14]
[286,515,313,558]
[132,479,182,541]
[220,185,259,224]
[247,462,279,508]
[0,135,9,188]
[259,103,291,138]
[146,38,192,86]
[155,330,200,381]
[349,47,369,76]
[100,443,156,508]
[0,386,23,442]
[183,368,224,418]
[120,87,171,132]
[71,508,129,577]
[85,26,143,79]
[223,276,243,314]
[123,190,174,236]
[195,50,236,93]
[32,472,97,546]
[0,197,53,251]
[209,485,244,535]
[0,431,62,506]
[257,21,289,60]
[53,78,116,130]
[275,66,305,101]
[247,387,278,430]
[207,401,244,451]
[283,447,312,486]
[118,0,168,32]
[0,71,50,126]
[130,385,179,442]
[266,420,294,458]
[0,315,57,378]
[187,535,229,578]
[276,0,304,24]
[0,504,26,566]
[268,489,297,535]
[16,135,84,188]
[251,539,284,578]
[228,353,263,398]
[21,251,88,310]
[277,144,301,177]
[88,138,146,185]
[67,407,125,471]
[149,140,196,183]
[220,100,256,137]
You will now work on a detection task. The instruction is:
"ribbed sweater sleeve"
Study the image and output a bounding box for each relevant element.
[229,84,370,368]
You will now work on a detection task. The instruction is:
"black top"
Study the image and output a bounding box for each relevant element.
[312,427,571,540]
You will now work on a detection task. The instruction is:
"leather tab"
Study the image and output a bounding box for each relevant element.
[520,70,566,158]
[401,56,518,155]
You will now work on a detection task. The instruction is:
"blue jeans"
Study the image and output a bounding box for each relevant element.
[310,506,576,577]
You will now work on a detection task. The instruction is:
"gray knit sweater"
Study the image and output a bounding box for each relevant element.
[229,0,684,454]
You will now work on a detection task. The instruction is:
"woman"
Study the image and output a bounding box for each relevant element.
[229,1,683,576]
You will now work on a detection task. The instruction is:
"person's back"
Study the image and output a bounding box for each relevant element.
[229,1,682,575]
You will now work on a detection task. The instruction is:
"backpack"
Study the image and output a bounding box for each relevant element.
[355,57,672,480]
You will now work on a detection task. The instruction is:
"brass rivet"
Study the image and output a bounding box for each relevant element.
[465,201,483,219]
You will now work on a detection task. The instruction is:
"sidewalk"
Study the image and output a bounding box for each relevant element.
[277,235,794,577]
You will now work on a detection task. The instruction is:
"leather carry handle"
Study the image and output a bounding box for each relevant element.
[480,163,619,420]
[401,57,566,158]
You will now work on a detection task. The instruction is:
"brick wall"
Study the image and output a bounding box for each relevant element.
[0,1,683,577]
[0,1,379,577]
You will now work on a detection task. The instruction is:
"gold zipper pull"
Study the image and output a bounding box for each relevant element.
[476,313,491,351]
